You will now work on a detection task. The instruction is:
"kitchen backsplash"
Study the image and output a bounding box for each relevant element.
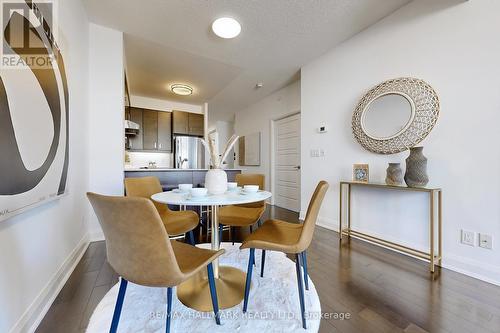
[126,152,173,168]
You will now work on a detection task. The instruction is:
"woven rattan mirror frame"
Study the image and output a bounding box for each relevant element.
[352,77,439,154]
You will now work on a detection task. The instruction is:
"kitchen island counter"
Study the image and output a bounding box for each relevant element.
[124,168,243,172]
[124,168,242,191]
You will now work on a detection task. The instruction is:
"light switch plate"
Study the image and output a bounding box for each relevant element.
[479,233,492,249]
[461,230,475,246]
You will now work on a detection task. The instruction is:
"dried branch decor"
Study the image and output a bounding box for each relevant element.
[200,132,239,168]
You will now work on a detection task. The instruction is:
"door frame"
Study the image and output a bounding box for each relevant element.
[269,110,301,208]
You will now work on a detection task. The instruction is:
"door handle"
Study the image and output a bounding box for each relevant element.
[294,166,301,170]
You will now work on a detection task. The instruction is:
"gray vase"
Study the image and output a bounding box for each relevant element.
[404,147,429,188]
[386,163,403,186]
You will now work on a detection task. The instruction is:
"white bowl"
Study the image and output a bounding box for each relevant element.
[178,184,193,192]
[243,185,259,193]
[190,188,208,197]
[227,182,238,190]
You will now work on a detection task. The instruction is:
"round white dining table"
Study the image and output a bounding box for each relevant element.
[151,189,272,311]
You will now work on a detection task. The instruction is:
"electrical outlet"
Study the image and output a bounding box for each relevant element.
[479,233,492,249]
[461,230,475,246]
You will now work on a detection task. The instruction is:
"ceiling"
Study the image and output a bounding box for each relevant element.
[83,0,412,121]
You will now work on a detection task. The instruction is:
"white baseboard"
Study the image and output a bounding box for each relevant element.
[302,212,500,286]
[441,254,500,287]
[300,211,339,231]
[90,230,104,242]
[9,234,90,333]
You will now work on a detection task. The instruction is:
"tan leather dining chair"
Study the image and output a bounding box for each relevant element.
[124,176,199,244]
[218,174,266,242]
[87,193,224,333]
[240,181,329,329]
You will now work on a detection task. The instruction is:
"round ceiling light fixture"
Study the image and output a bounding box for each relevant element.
[171,84,193,96]
[212,17,241,39]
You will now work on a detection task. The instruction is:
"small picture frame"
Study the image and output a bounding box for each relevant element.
[353,164,369,182]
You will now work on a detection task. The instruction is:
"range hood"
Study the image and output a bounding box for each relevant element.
[124,120,140,135]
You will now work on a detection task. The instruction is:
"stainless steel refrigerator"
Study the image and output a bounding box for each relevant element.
[173,136,205,169]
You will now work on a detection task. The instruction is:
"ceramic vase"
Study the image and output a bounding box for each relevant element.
[385,163,403,186]
[404,147,429,188]
[205,168,228,195]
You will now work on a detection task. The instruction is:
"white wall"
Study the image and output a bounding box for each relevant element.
[301,0,500,285]
[0,1,90,332]
[234,81,300,191]
[88,24,124,240]
[130,95,203,114]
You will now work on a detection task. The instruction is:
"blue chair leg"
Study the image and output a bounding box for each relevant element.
[250,226,256,266]
[260,250,266,277]
[166,287,173,333]
[110,278,128,333]
[302,251,309,291]
[231,226,235,245]
[187,230,195,245]
[243,248,255,312]
[207,263,221,325]
[219,224,223,245]
[295,254,307,329]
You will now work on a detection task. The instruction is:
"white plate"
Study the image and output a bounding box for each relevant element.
[186,195,211,201]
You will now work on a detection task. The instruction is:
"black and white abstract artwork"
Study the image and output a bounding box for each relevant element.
[0,1,69,222]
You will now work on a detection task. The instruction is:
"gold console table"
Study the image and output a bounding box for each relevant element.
[339,181,442,273]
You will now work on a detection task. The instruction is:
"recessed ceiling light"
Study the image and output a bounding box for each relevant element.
[171,84,193,96]
[212,17,241,39]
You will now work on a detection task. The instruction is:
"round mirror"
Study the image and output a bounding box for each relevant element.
[362,93,414,140]
[352,77,439,154]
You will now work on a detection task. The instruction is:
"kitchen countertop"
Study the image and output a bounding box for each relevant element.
[124,167,243,172]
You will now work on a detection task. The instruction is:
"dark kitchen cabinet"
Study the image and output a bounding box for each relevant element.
[157,111,172,151]
[172,110,204,136]
[172,110,189,134]
[128,107,143,150]
[126,108,172,152]
[142,110,158,150]
[188,113,204,136]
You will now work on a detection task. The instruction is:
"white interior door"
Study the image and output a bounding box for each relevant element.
[274,113,300,212]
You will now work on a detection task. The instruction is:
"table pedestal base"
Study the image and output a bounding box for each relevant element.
[177,266,247,311]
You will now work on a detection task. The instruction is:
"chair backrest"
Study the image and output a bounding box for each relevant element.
[124,176,169,214]
[87,192,184,287]
[297,181,329,252]
[236,173,265,208]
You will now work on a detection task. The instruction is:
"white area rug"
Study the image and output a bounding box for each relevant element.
[86,243,321,333]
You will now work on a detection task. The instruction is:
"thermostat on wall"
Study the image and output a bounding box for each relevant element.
[317,125,328,133]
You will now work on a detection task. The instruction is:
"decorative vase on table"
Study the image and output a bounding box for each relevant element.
[200,131,240,195]
[205,168,228,195]
[385,163,403,186]
[404,147,429,188]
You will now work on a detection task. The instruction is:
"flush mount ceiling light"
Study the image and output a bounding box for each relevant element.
[171,84,193,96]
[212,17,241,39]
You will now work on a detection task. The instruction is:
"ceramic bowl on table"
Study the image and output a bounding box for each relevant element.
[243,185,259,193]
[178,184,193,192]
[227,182,238,191]
[190,188,208,198]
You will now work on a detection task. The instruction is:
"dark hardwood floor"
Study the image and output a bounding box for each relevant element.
[36,206,500,333]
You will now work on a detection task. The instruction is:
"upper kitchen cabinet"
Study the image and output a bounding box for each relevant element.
[127,107,143,150]
[125,108,172,152]
[172,110,188,134]
[188,113,204,136]
[172,110,204,136]
[157,111,172,151]
[142,109,159,150]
